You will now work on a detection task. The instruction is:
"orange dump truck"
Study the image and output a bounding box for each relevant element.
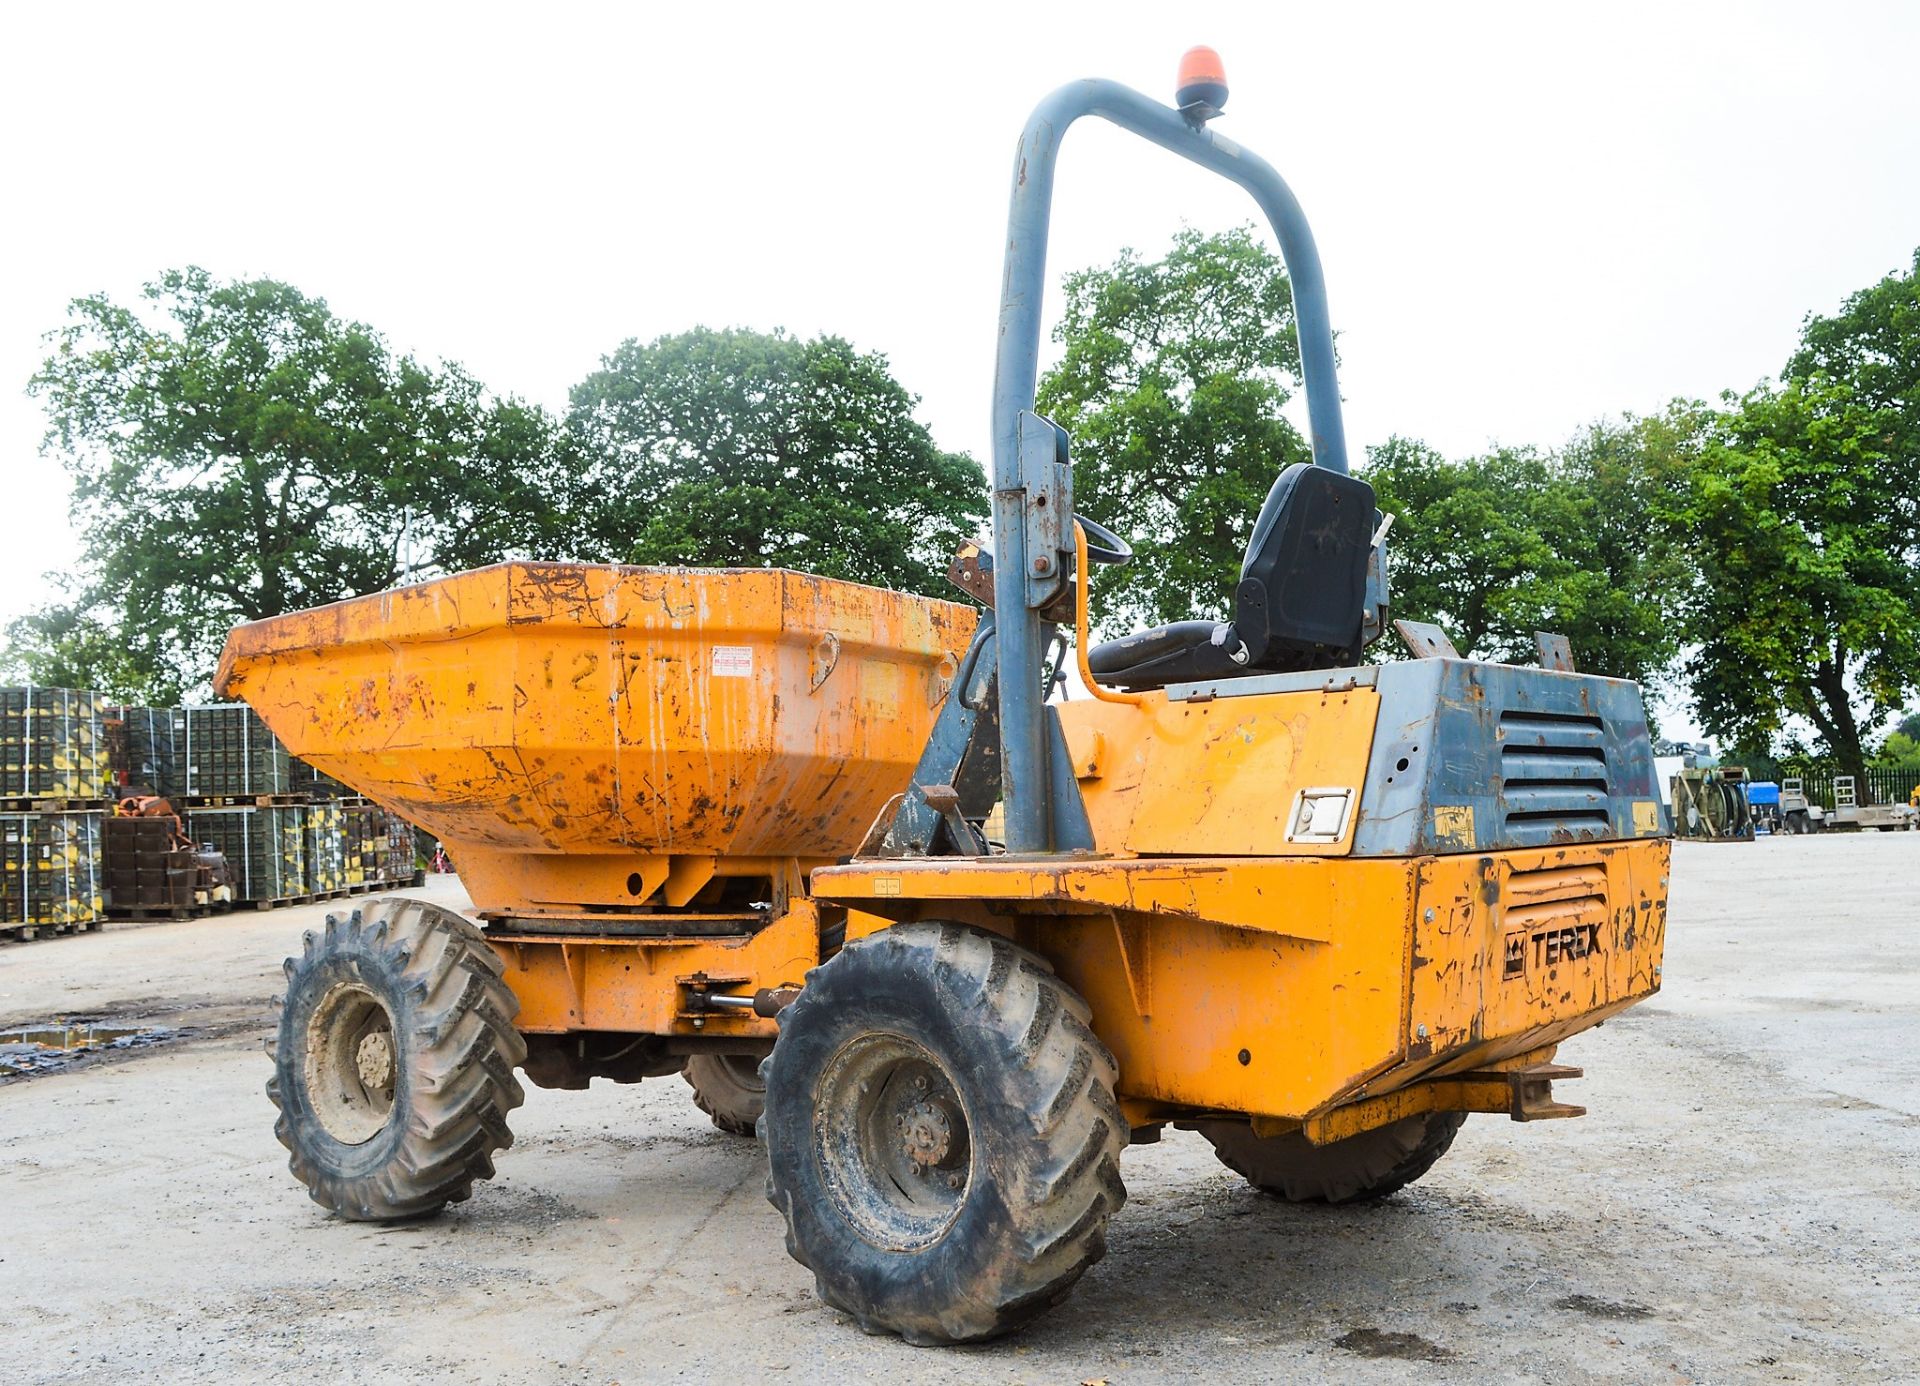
[223,53,1669,1346]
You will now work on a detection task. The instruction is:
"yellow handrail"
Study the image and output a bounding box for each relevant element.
[1072,521,1148,706]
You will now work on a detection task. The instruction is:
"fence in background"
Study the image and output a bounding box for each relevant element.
[1786,768,1920,810]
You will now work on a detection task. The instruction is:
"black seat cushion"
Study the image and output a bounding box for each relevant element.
[1090,618,1236,675]
[1087,463,1376,692]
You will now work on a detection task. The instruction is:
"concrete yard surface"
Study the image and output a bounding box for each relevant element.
[2,837,1917,1384]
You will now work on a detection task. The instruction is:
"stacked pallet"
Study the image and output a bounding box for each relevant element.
[303,802,346,894]
[106,707,179,797]
[102,816,201,919]
[0,810,104,939]
[178,705,291,799]
[0,687,111,804]
[186,806,306,905]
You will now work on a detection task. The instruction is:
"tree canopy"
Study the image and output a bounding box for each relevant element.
[1035,226,1312,630]
[1364,419,1685,684]
[563,328,985,597]
[18,268,558,700]
[1652,250,1920,781]
[1661,380,1917,783]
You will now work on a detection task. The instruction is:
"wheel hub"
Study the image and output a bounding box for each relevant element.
[355,1031,394,1093]
[303,981,399,1145]
[815,1035,974,1249]
[898,1099,954,1171]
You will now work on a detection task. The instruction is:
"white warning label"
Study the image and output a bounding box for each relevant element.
[712,645,754,679]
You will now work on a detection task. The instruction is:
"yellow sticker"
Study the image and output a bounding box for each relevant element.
[1433,805,1475,846]
[873,877,901,897]
[1632,799,1660,835]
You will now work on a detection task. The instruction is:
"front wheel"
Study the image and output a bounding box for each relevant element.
[762,923,1128,1345]
[267,897,527,1220]
[1195,1112,1464,1204]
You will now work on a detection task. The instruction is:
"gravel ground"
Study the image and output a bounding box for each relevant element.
[2,835,1916,1384]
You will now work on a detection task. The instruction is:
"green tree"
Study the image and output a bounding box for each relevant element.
[1,590,152,697]
[1876,730,1920,768]
[564,328,984,596]
[23,268,559,698]
[1361,419,1683,683]
[1661,250,1920,783]
[1035,226,1311,630]
[1788,247,1920,465]
[1664,380,1917,784]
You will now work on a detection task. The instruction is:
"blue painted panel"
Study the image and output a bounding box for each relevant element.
[1351,660,1668,857]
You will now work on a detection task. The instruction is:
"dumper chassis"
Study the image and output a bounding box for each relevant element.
[230,52,1672,1346]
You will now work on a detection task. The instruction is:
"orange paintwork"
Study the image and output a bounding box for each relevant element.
[816,681,1668,1127]
[823,838,1666,1122]
[1057,684,1379,856]
[217,563,975,917]
[494,897,822,1038]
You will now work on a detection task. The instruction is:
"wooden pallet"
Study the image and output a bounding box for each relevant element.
[0,797,111,814]
[179,793,308,809]
[0,918,102,942]
[106,904,210,923]
[242,893,314,911]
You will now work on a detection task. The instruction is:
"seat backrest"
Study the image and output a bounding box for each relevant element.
[1234,462,1377,670]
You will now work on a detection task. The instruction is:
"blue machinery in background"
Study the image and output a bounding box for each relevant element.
[988,55,1354,854]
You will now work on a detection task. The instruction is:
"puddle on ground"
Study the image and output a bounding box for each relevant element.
[1334,1327,1454,1362]
[0,1023,177,1077]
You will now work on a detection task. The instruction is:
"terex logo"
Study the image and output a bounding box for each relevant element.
[1504,923,1603,980]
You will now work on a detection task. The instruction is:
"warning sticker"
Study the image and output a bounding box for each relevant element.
[712,645,754,679]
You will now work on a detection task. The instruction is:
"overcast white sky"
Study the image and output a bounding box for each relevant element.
[4,2,1918,737]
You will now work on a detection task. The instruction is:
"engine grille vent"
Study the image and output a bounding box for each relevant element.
[1499,711,1610,845]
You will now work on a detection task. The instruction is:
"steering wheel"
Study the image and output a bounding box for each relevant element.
[1076,515,1133,567]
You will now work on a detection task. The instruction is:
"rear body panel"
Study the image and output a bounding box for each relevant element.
[818,658,1670,1122]
[824,837,1666,1119]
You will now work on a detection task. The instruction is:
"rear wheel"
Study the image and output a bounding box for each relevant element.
[762,922,1127,1345]
[683,1053,766,1136]
[1196,1112,1464,1204]
[267,897,526,1220]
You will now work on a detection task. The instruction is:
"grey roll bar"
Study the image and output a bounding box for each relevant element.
[988,76,1352,854]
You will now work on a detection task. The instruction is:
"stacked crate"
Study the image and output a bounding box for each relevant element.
[178,705,291,798]
[109,707,179,797]
[0,810,104,936]
[102,816,200,917]
[303,802,346,894]
[186,805,305,904]
[0,687,111,802]
[380,810,419,884]
[291,756,354,800]
[342,803,378,887]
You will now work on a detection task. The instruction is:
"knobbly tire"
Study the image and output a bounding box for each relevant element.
[682,1053,766,1136]
[1196,1111,1465,1205]
[267,897,527,1221]
[761,922,1128,1346]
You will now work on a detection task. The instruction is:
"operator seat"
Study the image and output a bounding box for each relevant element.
[1086,463,1377,690]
